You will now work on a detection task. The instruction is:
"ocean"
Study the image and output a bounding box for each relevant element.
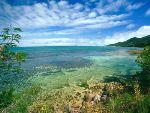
[10,46,141,90]
[14,46,140,71]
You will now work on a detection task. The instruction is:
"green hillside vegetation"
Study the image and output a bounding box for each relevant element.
[109,35,150,47]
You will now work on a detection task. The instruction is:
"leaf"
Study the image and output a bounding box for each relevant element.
[15,52,26,62]
[1,34,11,40]
[2,28,9,34]
[14,34,21,39]
[14,39,19,43]
[13,28,22,32]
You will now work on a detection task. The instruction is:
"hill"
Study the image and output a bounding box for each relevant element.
[108,35,150,47]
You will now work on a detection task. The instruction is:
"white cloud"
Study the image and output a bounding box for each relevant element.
[126,3,143,11]
[95,0,143,14]
[96,0,128,14]
[0,0,130,30]
[126,24,135,29]
[21,29,82,38]
[145,8,150,16]
[88,12,97,18]
[19,38,104,47]
[104,26,150,45]
[78,20,128,29]
[20,13,129,38]
[66,13,130,29]
[0,0,135,38]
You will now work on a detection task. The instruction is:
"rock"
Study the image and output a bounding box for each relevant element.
[93,94,101,104]
[102,84,109,91]
[100,94,107,101]
[83,92,95,102]
[64,104,72,113]
[71,106,81,113]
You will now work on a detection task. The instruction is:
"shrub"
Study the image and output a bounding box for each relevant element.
[0,27,26,109]
[136,46,150,93]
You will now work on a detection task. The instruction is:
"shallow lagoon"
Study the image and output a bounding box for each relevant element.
[13,46,141,90]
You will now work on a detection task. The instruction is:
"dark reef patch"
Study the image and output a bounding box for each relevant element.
[50,58,93,69]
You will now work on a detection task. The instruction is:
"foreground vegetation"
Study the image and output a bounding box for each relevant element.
[0,27,150,113]
[0,27,26,109]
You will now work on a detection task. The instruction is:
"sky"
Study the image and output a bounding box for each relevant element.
[0,0,150,46]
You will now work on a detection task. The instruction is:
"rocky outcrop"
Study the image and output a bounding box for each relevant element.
[27,82,124,113]
[64,82,123,113]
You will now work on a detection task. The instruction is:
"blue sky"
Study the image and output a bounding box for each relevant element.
[0,0,150,46]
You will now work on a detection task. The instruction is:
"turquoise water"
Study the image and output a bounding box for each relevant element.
[6,46,142,90]
[14,46,140,72]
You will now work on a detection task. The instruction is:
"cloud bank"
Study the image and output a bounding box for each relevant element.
[20,26,150,46]
[104,26,150,45]
[0,0,132,29]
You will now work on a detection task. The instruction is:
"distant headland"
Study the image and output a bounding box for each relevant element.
[108,35,150,47]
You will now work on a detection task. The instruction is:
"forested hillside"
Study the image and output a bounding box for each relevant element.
[109,35,150,47]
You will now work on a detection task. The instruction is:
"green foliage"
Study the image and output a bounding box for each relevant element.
[11,86,41,113]
[106,93,134,113]
[103,46,150,113]
[0,27,26,109]
[0,88,14,108]
[0,27,26,75]
[78,80,89,89]
[106,93,150,113]
[0,27,26,84]
[133,95,150,113]
[137,46,150,71]
[109,35,150,47]
[136,46,150,93]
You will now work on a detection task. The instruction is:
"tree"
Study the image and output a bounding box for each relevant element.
[136,46,150,93]
[137,47,150,72]
[0,27,26,108]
